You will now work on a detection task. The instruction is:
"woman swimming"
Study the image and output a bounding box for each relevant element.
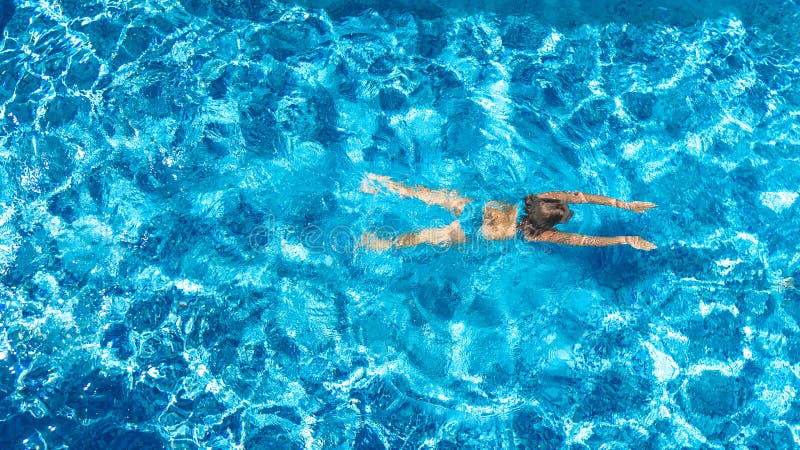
[358,173,657,251]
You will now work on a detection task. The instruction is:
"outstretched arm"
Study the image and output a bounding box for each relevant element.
[526,229,657,251]
[360,173,472,216]
[536,191,656,213]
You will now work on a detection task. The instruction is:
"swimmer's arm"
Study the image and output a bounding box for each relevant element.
[536,191,656,213]
[528,230,657,251]
[359,173,472,216]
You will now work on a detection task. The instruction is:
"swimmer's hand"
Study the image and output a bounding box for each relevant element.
[627,236,657,251]
[624,201,657,213]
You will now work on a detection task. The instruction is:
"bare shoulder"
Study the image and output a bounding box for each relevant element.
[523,229,559,242]
[524,229,591,246]
[534,192,570,201]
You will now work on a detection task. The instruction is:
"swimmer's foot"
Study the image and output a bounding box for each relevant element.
[357,232,394,252]
[358,174,386,195]
[777,276,795,291]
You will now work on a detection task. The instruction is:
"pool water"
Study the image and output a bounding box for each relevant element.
[2,0,800,448]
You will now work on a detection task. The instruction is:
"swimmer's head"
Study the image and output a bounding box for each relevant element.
[518,195,573,238]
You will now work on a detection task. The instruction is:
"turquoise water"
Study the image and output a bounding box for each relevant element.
[2,0,800,448]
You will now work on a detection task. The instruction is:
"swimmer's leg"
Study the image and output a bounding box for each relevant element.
[395,220,468,248]
[358,220,467,251]
[359,173,472,216]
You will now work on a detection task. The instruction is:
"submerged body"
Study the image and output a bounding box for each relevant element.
[359,173,657,251]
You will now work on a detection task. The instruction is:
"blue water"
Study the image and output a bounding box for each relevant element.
[2,0,800,448]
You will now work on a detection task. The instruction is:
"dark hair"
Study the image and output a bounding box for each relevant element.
[518,194,573,238]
